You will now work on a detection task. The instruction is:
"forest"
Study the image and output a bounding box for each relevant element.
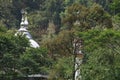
[0,0,120,80]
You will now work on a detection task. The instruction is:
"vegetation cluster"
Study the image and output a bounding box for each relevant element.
[0,0,120,80]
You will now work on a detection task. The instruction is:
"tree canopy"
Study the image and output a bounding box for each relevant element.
[0,0,120,80]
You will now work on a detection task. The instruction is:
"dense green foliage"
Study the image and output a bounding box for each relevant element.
[0,0,120,80]
[78,29,120,80]
[0,27,29,79]
[0,27,51,79]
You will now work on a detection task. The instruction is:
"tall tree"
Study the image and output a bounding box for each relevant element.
[0,27,29,79]
[78,29,120,80]
[61,3,113,31]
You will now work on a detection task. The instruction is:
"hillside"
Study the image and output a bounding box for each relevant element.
[0,0,120,80]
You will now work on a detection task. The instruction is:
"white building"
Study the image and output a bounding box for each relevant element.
[15,9,39,48]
